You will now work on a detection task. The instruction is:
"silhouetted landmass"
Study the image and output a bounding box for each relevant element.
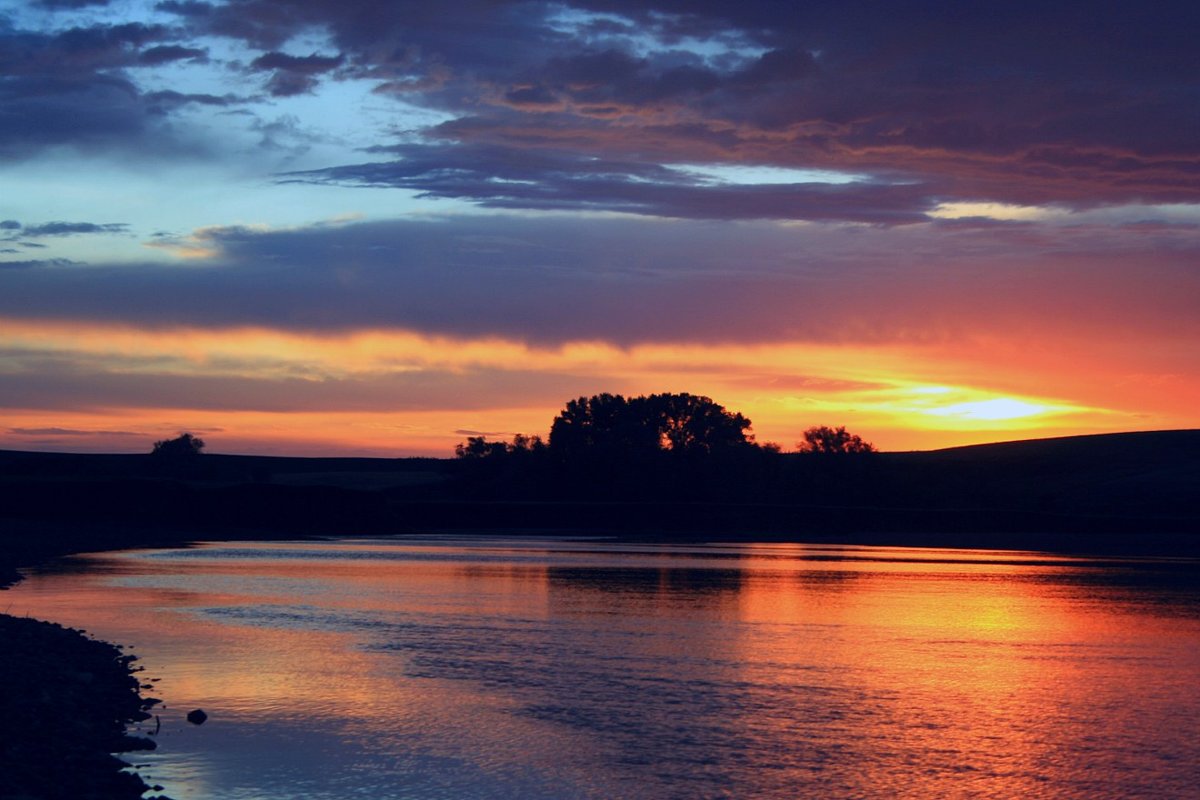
[1,430,1195,800]
[1,430,1198,580]
[0,614,166,800]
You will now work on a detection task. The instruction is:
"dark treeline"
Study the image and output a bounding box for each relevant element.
[2,402,1198,568]
[453,392,880,503]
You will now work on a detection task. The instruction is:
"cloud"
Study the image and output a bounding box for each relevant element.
[250,50,345,96]
[8,0,1200,214]
[286,144,934,224]
[250,51,344,73]
[0,355,595,414]
[0,19,227,159]
[0,73,148,157]
[0,258,77,269]
[35,0,112,8]
[8,427,138,436]
[152,1,1197,211]
[1,214,1197,349]
[138,44,208,65]
[20,221,129,237]
[143,90,240,110]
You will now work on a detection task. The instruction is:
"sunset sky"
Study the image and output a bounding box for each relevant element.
[2,0,1197,456]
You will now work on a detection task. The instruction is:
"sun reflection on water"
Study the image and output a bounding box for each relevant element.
[7,538,1200,799]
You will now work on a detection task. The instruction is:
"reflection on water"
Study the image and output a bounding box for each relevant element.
[8,537,1200,799]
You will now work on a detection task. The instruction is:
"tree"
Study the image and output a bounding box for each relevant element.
[151,432,205,457]
[797,426,876,454]
[547,393,656,459]
[548,392,753,459]
[642,393,753,454]
[454,433,544,459]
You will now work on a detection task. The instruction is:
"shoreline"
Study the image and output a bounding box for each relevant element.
[2,520,1196,800]
[0,613,169,800]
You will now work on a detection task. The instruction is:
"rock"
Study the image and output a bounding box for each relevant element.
[186,709,208,725]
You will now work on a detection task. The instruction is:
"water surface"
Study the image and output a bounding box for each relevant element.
[8,537,1200,799]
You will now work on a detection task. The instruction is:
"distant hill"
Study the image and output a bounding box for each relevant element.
[1,430,1197,575]
[879,430,1200,518]
[0,449,450,490]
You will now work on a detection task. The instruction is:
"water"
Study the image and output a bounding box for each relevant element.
[6,536,1200,799]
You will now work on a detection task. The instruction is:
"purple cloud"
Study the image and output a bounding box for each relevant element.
[285,144,934,224]
[138,44,207,65]
[1,214,1197,348]
[21,221,129,237]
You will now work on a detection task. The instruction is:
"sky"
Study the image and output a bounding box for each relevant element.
[1,0,1198,456]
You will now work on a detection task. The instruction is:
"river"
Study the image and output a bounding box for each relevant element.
[7,536,1200,799]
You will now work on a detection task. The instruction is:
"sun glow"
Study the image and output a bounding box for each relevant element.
[0,317,1176,456]
[922,398,1060,421]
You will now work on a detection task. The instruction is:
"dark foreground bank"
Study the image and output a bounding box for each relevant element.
[0,614,169,800]
[4,430,1200,568]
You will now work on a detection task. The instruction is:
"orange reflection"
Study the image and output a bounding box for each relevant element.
[7,541,1200,799]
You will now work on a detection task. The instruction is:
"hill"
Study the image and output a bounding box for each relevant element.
[880,430,1200,518]
[1,430,1197,580]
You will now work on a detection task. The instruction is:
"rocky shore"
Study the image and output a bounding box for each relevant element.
[0,613,171,800]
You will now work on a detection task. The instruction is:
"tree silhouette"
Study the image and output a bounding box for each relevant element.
[643,393,753,454]
[548,393,753,459]
[547,394,657,459]
[797,426,876,454]
[455,433,544,459]
[151,433,205,458]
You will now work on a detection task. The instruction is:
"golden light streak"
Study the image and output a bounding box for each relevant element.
[928,202,1048,221]
[0,317,1189,456]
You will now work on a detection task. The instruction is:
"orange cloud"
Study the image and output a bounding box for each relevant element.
[3,317,1189,456]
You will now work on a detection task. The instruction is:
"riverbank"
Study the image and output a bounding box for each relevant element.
[4,430,1199,559]
[0,613,170,800]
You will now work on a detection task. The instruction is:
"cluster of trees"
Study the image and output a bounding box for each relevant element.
[548,392,753,457]
[457,393,873,463]
[454,393,876,501]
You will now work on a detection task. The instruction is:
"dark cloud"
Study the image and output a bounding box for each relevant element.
[0,220,19,230]
[1,215,1197,348]
[138,44,207,65]
[21,221,129,237]
[11,0,1200,209]
[8,1,1200,215]
[285,144,933,224]
[0,19,212,158]
[143,89,240,111]
[154,1,213,17]
[535,48,721,106]
[0,356,596,414]
[261,1,1200,208]
[0,258,77,269]
[250,51,344,73]
[250,51,345,96]
[0,73,148,157]
[8,427,138,437]
[36,0,111,8]
[0,23,173,75]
